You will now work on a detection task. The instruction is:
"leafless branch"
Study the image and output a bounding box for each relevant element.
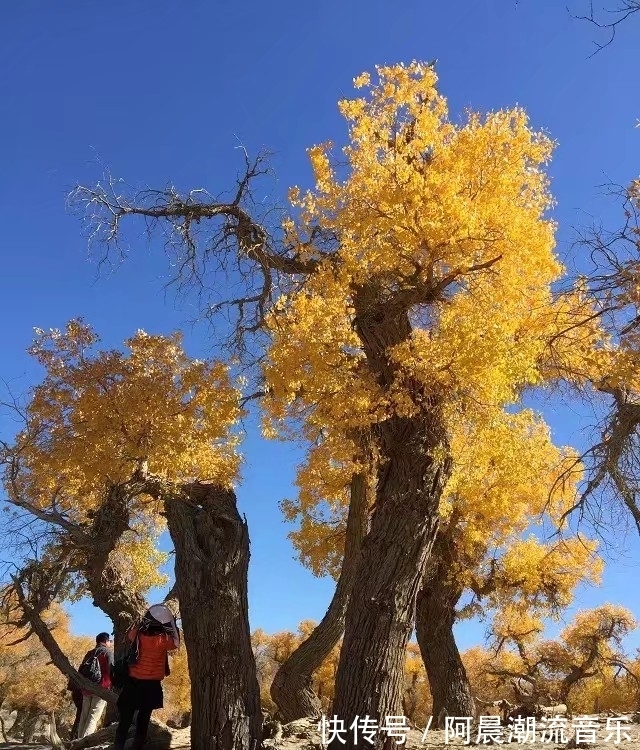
[163,580,180,619]
[69,152,325,353]
[574,0,640,53]
[549,180,640,538]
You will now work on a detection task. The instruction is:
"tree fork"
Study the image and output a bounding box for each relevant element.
[330,414,450,750]
[270,470,369,721]
[415,533,474,723]
[81,482,148,650]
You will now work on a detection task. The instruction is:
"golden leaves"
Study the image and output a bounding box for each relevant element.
[18,320,243,518]
[264,61,591,440]
[0,604,93,715]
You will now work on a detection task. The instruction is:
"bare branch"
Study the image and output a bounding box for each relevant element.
[163,580,180,620]
[69,155,324,351]
[574,0,640,53]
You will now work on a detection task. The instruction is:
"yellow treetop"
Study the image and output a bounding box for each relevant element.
[264,61,609,441]
[15,319,243,520]
[558,603,637,663]
[486,603,637,706]
[264,63,610,598]
[3,320,243,597]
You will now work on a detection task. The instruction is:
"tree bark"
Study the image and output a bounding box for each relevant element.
[559,668,596,708]
[330,295,451,750]
[164,482,261,750]
[270,471,369,721]
[81,483,148,650]
[0,713,8,743]
[415,532,474,724]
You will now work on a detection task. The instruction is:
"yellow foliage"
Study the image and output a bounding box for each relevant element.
[569,663,640,713]
[109,525,170,593]
[560,603,636,661]
[483,604,638,707]
[286,402,601,622]
[248,624,429,723]
[7,321,243,594]
[158,646,191,725]
[22,321,242,503]
[264,61,608,441]
[445,409,580,536]
[485,535,602,611]
[403,642,432,726]
[265,63,608,604]
[0,605,93,719]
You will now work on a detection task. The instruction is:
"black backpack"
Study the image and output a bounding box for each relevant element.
[78,647,103,683]
[111,632,140,689]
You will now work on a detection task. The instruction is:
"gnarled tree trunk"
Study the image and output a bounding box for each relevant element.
[164,482,261,750]
[82,483,147,649]
[415,531,474,724]
[270,470,369,721]
[80,482,149,727]
[330,296,451,750]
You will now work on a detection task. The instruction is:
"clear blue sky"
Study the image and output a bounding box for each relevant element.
[0,1,639,655]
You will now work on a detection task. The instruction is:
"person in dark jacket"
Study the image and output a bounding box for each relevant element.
[77,632,114,738]
[114,605,179,750]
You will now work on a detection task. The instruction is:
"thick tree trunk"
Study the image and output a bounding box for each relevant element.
[329,296,451,750]
[559,672,584,708]
[328,297,451,750]
[270,471,369,722]
[330,426,446,749]
[80,484,148,728]
[415,533,474,723]
[560,659,598,709]
[164,482,261,750]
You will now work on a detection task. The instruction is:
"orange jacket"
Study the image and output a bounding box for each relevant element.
[127,628,177,681]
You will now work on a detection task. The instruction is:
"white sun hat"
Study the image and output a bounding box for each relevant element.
[147,604,174,624]
[146,603,181,647]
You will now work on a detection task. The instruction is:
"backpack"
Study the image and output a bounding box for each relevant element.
[78,647,102,683]
[110,631,140,689]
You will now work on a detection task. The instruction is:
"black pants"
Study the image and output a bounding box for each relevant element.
[70,692,83,739]
[115,705,152,748]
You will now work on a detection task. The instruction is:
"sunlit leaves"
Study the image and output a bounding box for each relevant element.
[21,321,242,505]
